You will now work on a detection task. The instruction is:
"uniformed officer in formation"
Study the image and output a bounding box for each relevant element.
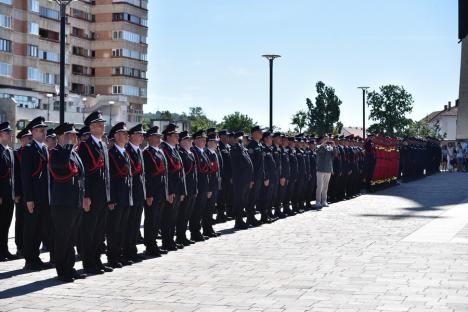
[0,111,441,282]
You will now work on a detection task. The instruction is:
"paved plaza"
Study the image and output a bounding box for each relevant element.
[1,173,468,312]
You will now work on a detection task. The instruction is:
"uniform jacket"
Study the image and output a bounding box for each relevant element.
[230,143,254,185]
[0,144,14,201]
[143,145,168,201]
[179,146,197,197]
[126,143,146,203]
[247,140,265,182]
[21,140,49,205]
[49,144,85,208]
[77,136,110,202]
[108,145,133,207]
[160,141,186,196]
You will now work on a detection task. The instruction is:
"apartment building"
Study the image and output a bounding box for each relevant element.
[0,0,148,134]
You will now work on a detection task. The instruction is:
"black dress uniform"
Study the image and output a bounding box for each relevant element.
[142,126,168,256]
[204,135,221,236]
[107,122,133,267]
[294,140,306,212]
[160,123,186,251]
[190,131,210,241]
[230,131,254,229]
[286,138,298,215]
[278,138,291,217]
[218,131,233,220]
[13,128,32,257]
[21,117,52,269]
[124,124,146,263]
[259,133,277,223]
[271,133,285,218]
[78,111,112,274]
[0,122,16,261]
[176,131,197,245]
[246,126,265,226]
[48,123,85,282]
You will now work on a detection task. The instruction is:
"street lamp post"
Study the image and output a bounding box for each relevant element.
[82,97,87,122]
[46,93,53,121]
[108,100,115,126]
[262,54,281,131]
[55,0,75,124]
[358,86,370,139]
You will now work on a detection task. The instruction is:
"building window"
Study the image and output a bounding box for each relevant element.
[112,0,147,9]
[29,0,39,13]
[28,44,39,57]
[40,50,59,62]
[41,72,56,85]
[29,22,39,35]
[0,62,11,76]
[112,30,145,44]
[27,67,41,81]
[0,15,11,28]
[112,85,123,94]
[0,38,11,52]
[39,6,59,20]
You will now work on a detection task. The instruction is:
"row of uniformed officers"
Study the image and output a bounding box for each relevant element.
[0,111,368,282]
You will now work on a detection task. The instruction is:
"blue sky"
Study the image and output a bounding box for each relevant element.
[146,0,460,131]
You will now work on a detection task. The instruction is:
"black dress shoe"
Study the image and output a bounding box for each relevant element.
[190,232,205,242]
[23,262,43,271]
[38,260,53,269]
[130,254,144,262]
[204,231,219,238]
[3,252,20,260]
[109,261,123,268]
[71,269,87,279]
[145,249,162,258]
[57,275,74,283]
[162,244,177,251]
[84,268,105,275]
[234,220,248,230]
[175,243,184,249]
[100,265,114,272]
[247,217,261,227]
[121,259,134,266]
[158,248,168,254]
[0,256,7,262]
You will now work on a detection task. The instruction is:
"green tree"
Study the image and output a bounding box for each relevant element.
[306,81,342,135]
[219,112,256,132]
[367,85,413,136]
[403,119,446,140]
[188,106,217,132]
[291,110,307,133]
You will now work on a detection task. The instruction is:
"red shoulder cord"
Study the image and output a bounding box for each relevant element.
[109,152,129,177]
[82,142,105,173]
[193,151,209,173]
[127,151,142,176]
[145,150,165,177]
[48,150,79,183]
[31,149,44,177]
[184,157,195,176]
[209,158,219,174]
[162,148,182,174]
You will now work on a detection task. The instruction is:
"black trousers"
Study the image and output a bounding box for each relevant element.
[203,189,218,233]
[14,200,25,252]
[190,192,207,233]
[80,196,106,270]
[177,194,196,240]
[277,181,287,212]
[232,181,250,220]
[51,205,80,277]
[247,180,262,217]
[143,199,164,251]
[285,179,296,211]
[259,182,273,216]
[106,203,130,263]
[23,200,51,264]
[123,199,143,259]
[161,196,180,247]
[0,197,14,256]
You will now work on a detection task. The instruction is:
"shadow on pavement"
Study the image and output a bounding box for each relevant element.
[0,277,62,299]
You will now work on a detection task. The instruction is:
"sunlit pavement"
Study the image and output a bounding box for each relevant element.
[2,172,468,312]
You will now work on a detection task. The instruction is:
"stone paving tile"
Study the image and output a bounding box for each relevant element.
[1,173,468,312]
